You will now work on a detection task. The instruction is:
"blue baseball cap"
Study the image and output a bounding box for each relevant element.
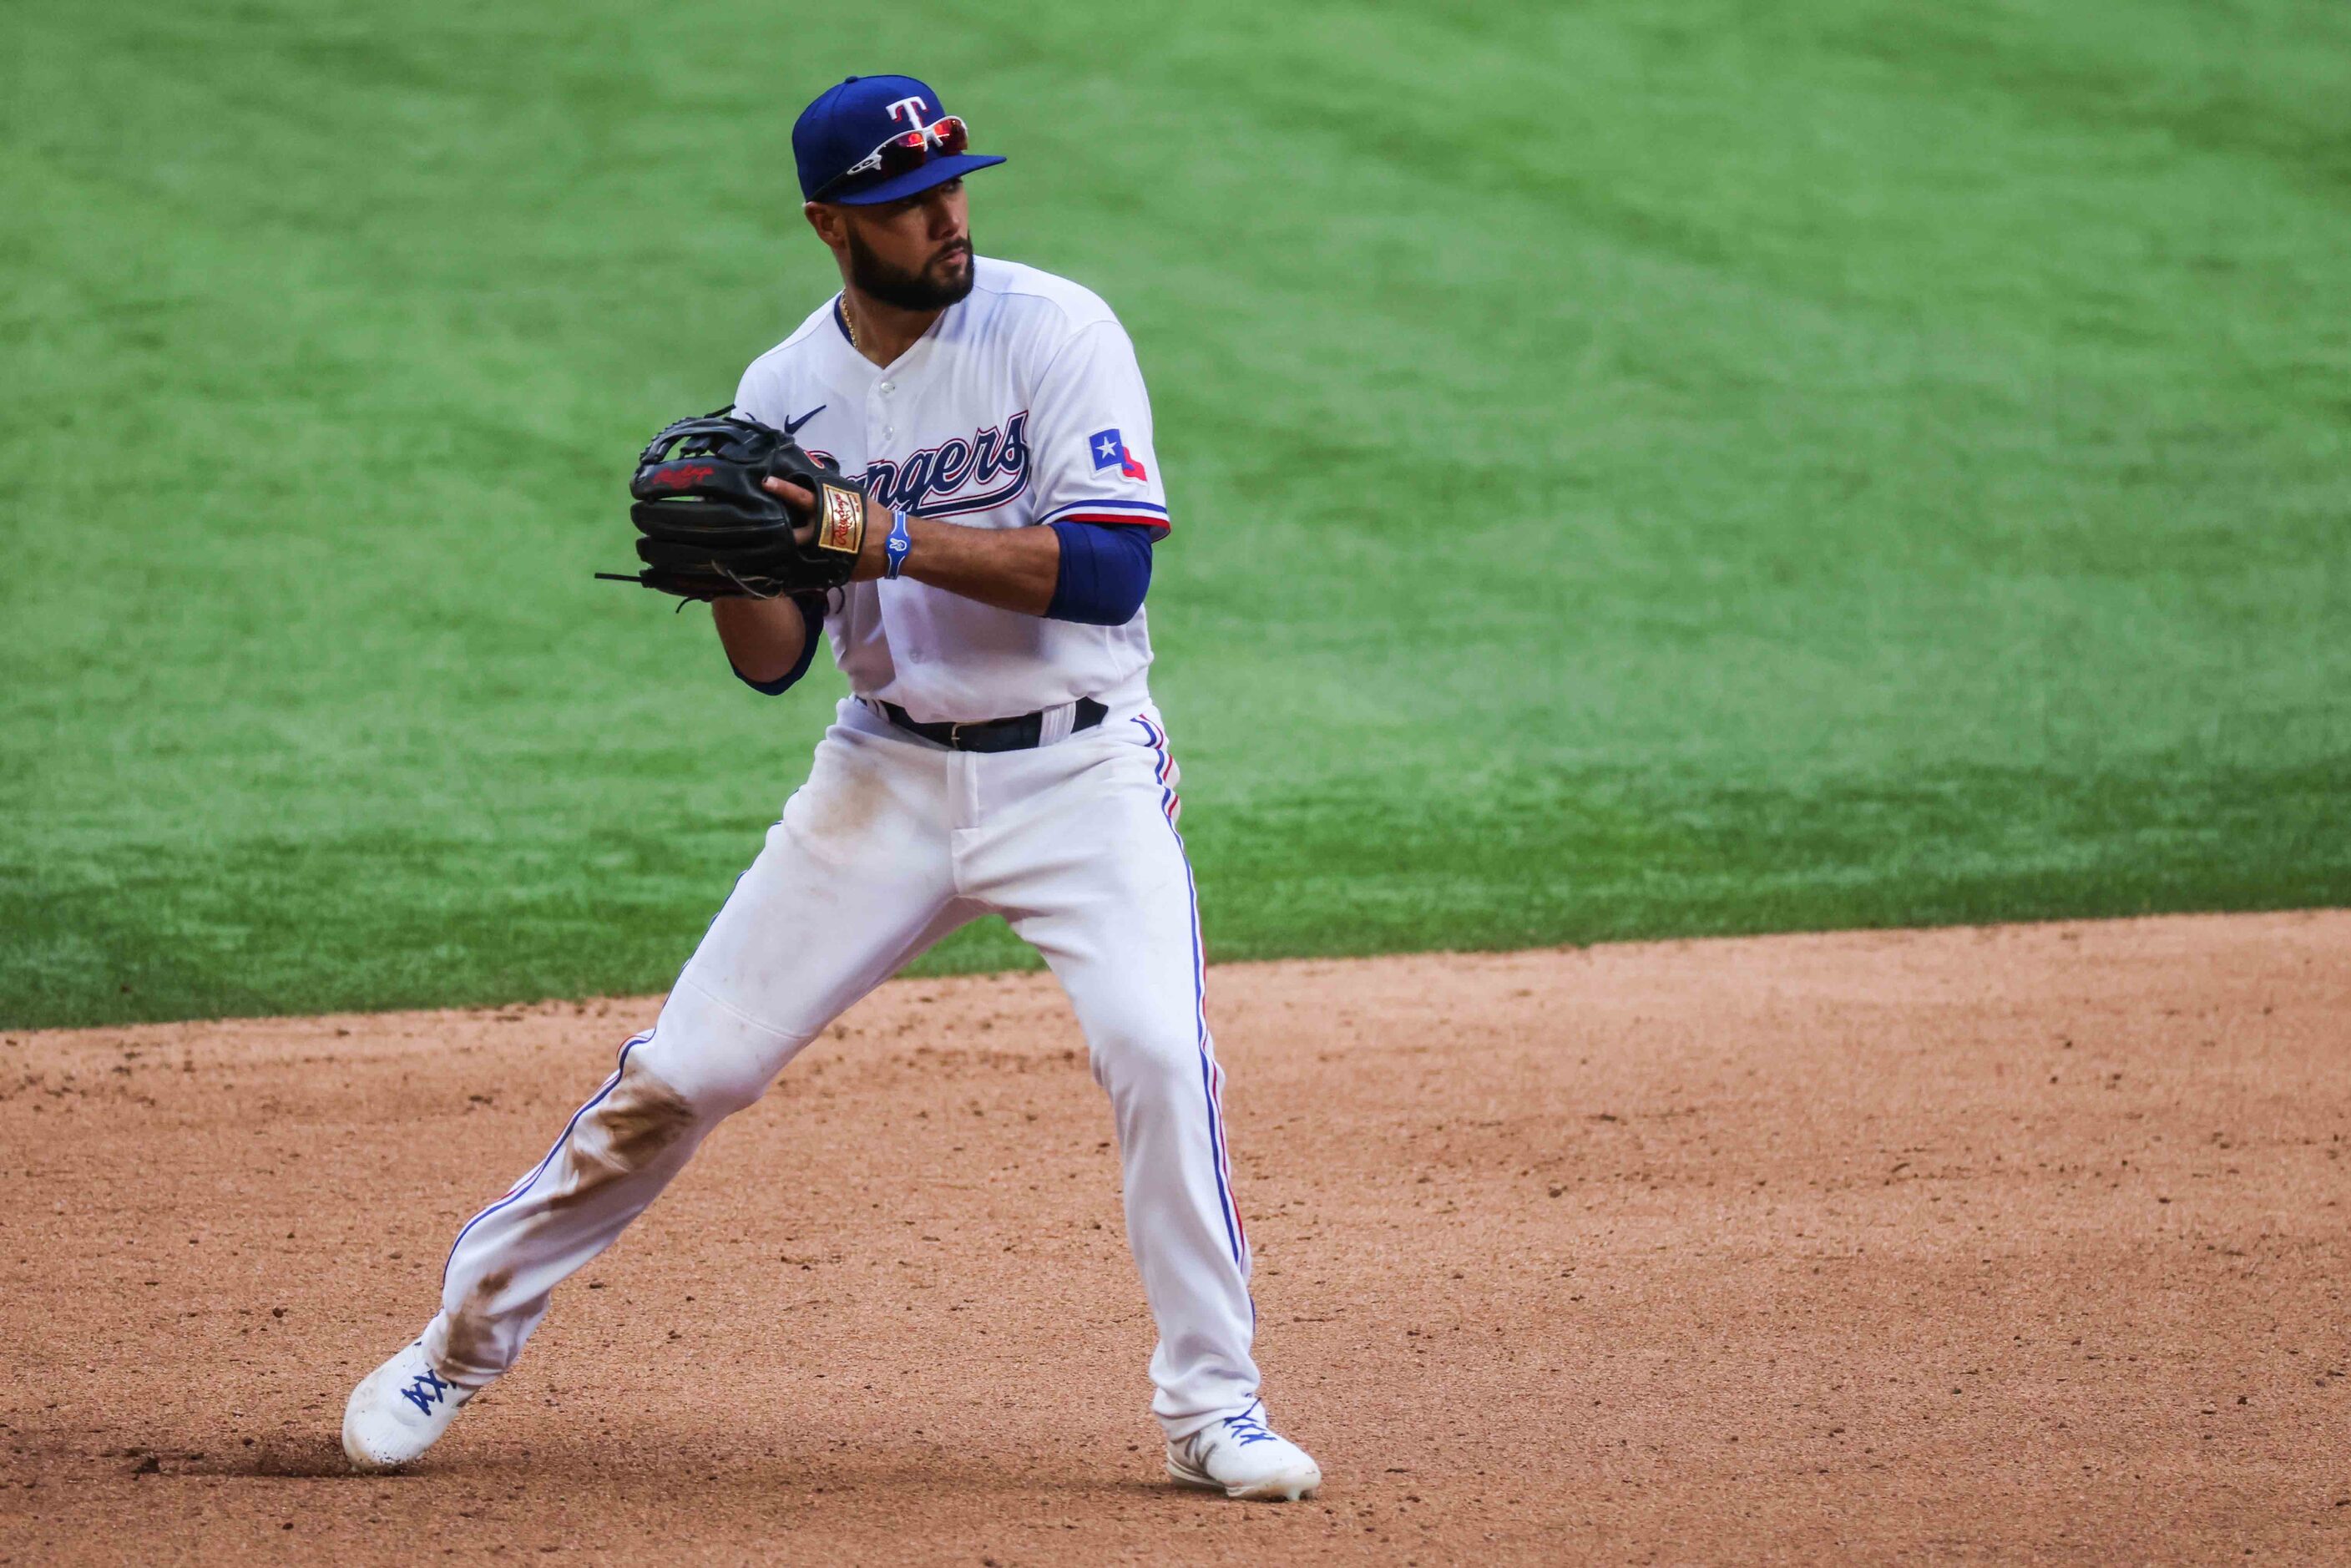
[793,75,1006,205]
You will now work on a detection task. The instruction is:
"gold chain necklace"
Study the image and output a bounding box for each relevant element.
[842,294,861,357]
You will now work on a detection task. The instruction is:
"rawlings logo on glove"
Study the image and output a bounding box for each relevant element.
[817,483,867,555]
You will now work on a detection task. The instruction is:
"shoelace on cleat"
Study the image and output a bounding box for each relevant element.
[1221,1407,1276,1447]
[397,1366,454,1417]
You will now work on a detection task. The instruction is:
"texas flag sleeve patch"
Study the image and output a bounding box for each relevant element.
[1087,427,1148,482]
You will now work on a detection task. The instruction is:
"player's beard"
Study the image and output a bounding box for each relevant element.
[846,229,975,311]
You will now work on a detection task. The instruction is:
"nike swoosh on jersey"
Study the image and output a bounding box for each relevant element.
[784,405,826,435]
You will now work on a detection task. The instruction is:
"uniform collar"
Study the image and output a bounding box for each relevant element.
[832,291,954,382]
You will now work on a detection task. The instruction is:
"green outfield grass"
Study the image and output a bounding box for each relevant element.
[4,1,2347,1029]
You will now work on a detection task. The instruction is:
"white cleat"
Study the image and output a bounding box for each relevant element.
[341,1338,475,1471]
[1165,1400,1322,1500]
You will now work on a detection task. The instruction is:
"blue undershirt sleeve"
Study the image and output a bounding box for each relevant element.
[1045,521,1155,625]
[729,592,827,695]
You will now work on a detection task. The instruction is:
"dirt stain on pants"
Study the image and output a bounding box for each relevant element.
[439,1267,514,1378]
[436,1062,705,1381]
[547,1065,703,1203]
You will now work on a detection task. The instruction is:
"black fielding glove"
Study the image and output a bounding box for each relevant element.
[601,407,869,602]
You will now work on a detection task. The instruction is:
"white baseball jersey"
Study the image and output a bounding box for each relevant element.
[734,257,1171,724]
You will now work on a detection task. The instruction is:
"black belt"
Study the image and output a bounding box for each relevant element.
[878,697,1107,753]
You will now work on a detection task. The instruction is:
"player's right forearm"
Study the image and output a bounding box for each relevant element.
[712,594,808,685]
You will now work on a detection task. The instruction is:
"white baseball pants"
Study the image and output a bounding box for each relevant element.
[425,697,1259,1439]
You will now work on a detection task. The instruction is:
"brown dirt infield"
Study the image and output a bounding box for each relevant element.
[4,911,2348,1565]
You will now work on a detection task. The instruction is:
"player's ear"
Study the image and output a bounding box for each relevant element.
[803,201,842,249]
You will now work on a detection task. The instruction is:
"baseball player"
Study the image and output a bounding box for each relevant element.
[341,73,1322,1502]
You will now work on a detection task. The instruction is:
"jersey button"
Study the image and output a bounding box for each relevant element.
[878,381,896,395]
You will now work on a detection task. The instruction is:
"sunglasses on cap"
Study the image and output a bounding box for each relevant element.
[814,115,971,200]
